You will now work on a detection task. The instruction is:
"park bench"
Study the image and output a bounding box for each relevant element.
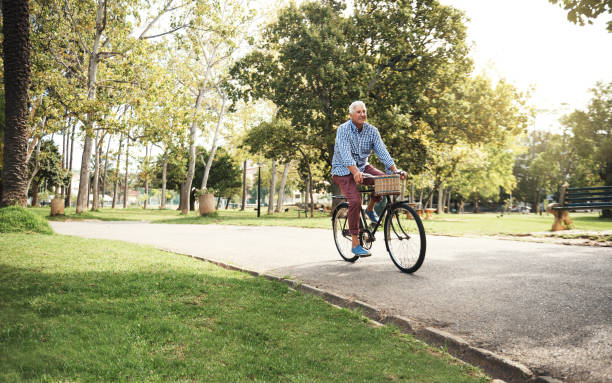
[549,184,612,231]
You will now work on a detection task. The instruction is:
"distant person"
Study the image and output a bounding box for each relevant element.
[331,101,405,257]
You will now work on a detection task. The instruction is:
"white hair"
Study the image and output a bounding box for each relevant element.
[349,101,366,115]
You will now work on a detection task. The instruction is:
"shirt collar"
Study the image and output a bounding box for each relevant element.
[349,120,368,133]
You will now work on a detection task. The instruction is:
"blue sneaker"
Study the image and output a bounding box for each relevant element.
[365,209,379,223]
[351,245,372,257]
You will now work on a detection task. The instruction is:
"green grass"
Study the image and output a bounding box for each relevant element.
[0,206,53,234]
[28,206,332,228]
[30,206,611,235]
[0,233,488,382]
[421,212,612,236]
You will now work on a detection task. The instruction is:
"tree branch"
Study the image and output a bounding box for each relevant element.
[138,0,190,39]
[61,0,90,54]
[141,25,188,40]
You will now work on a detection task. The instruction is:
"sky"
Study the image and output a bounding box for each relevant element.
[437,0,612,132]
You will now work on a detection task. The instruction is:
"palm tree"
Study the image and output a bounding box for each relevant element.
[1,0,31,207]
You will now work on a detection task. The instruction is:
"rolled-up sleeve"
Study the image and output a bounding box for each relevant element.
[372,128,395,173]
[335,126,356,167]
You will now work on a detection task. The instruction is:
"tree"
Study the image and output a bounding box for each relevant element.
[231,0,475,210]
[451,141,517,213]
[166,0,253,213]
[548,0,612,31]
[1,0,31,207]
[36,0,188,213]
[562,81,612,216]
[231,1,364,171]
[27,140,67,206]
[242,118,319,216]
[198,147,242,205]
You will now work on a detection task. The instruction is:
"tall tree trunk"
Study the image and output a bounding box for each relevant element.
[240,159,247,211]
[216,196,222,209]
[160,149,168,210]
[418,186,424,208]
[446,188,452,213]
[189,189,195,211]
[91,132,101,210]
[143,144,149,209]
[437,182,444,214]
[60,126,66,197]
[178,185,184,211]
[31,181,39,207]
[307,167,314,218]
[535,189,541,215]
[87,176,91,209]
[473,192,480,213]
[410,181,415,204]
[76,1,105,213]
[112,134,123,208]
[65,124,75,208]
[225,197,230,209]
[267,160,277,214]
[101,133,111,208]
[26,141,41,196]
[181,88,205,214]
[275,162,290,213]
[123,136,130,209]
[201,95,227,190]
[0,0,31,207]
[303,180,309,210]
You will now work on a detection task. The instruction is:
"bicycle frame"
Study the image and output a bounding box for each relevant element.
[357,188,409,242]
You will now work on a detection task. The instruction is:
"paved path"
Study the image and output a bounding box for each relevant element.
[51,221,612,383]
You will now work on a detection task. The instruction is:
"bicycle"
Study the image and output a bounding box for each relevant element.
[331,173,426,273]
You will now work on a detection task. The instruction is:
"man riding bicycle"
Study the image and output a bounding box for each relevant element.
[331,101,406,257]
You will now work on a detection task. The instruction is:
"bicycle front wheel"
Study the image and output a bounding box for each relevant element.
[384,203,426,273]
[332,202,359,262]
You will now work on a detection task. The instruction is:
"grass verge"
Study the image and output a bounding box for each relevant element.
[0,233,488,382]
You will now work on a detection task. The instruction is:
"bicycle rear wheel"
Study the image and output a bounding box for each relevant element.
[332,202,359,262]
[384,202,426,273]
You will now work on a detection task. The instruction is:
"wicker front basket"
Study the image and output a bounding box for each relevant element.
[373,175,401,196]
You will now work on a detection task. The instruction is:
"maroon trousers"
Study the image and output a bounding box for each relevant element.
[333,165,385,235]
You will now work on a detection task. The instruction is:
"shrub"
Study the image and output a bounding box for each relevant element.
[0,206,53,234]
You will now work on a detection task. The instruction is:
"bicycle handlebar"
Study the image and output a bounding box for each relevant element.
[362,170,405,178]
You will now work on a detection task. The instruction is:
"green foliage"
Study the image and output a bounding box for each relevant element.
[450,140,518,204]
[548,0,612,31]
[562,81,612,185]
[157,145,242,198]
[513,83,611,206]
[0,206,53,234]
[232,0,475,172]
[28,140,69,193]
[197,147,242,198]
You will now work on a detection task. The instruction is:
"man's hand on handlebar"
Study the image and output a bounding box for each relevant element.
[390,165,407,180]
[353,172,364,184]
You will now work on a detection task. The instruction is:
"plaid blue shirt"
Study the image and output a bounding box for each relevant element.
[331,120,395,176]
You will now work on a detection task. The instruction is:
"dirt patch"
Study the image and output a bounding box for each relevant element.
[487,230,612,247]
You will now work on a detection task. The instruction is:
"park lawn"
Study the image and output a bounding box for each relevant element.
[30,206,611,235]
[28,206,182,222]
[422,212,612,236]
[28,206,333,228]
[0,233,488,383]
